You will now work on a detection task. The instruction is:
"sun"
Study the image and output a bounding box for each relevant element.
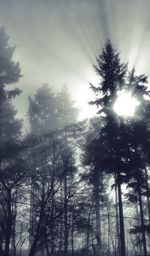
[113,90,140,117]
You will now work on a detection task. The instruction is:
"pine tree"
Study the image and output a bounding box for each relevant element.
[0,27,21,103]
[122,69,150,256]
[89,41,150,256]
[0,27,23,256]
[56,85,78,127]
[28,84,58,136]
[90,40,127,113]
[89,40,127,256]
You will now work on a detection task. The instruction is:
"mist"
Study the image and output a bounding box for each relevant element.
[0,0,150,124]
[1,1,150,256]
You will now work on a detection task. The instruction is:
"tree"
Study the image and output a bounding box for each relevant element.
[28,84,58,136]
[89,40,127,256]
[56,85,78,127]
[27,83,79,255]
[28,84,78,137]
[90,40,127,113]
[0,27,23,256]
[89,41,150,256]
[27,138,65,256]
[0,26,21,103]
[122,69,150,256]
[83,119,105,256]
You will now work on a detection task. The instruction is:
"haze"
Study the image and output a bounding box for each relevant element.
[0,0,150,126]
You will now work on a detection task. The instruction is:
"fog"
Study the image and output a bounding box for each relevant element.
[0,0,150,123]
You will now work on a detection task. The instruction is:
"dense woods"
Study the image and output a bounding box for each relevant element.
[0,28,150,256]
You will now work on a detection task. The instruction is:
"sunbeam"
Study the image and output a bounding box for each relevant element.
[0,0,150,121]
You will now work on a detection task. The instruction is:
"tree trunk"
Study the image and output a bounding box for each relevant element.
[59,209,63,254]
[28,209,44,256]
[117,172,126,256]
[86,207,92,256]
[71,213,74,256]
[63,129,69,256]
[45,236,50,256]
[28,235,39,256]
[91,213,95,256]
[115,181,120,256]
[86,228,90,256]
[135,202,142,255]
[12,190,18,256]
[107,207,115,255]
[64,172,68,256]
[50,141,56,256]
[145,168,150,223]
[95,169,101,256]
[29,171,36,249]
[137,177,147,256]
[28,186,45,256]
[4,190,12,256]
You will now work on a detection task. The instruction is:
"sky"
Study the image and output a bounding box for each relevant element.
[0,0,150,127]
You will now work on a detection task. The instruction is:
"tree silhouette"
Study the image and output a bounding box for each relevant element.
[122,69,150,256]
[89,40,127,256]
[89,41,150,256]
[0,27,23,256]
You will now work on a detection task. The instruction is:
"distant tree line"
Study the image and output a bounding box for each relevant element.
[0,27,150,256]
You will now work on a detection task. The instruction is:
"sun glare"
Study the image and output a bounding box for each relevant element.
[75,86,97,120]
[113,90,140,117]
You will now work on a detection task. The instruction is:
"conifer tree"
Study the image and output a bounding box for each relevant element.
[28,84,58,136]
[122,69,150,256]
[56,85,78,127]
[89,41,150,256]
[0,27,23,256]
[89,40,127,256]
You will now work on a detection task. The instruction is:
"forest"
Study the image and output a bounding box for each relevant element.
[0,26,150,256]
